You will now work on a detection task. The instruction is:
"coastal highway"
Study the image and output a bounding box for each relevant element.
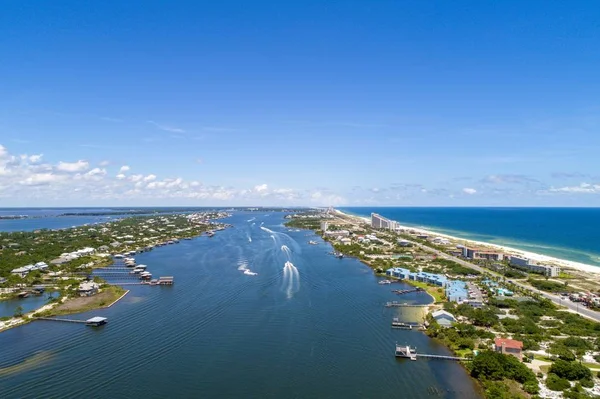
[415,243,600,323]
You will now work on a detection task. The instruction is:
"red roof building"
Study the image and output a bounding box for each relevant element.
[494,337,523,361]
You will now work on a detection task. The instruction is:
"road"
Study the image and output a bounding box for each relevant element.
[416,243,600,323]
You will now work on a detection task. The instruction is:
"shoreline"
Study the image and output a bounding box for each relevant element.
[335,209,600,276]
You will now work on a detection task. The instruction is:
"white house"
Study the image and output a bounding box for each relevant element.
[431,310,457,328]
[11,267,30,278]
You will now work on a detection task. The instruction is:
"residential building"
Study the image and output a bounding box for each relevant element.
[78,281,100,297]
[397,239,412,247]
[431,310,457,327]
[320,221,328,232]
[0,277,6,284]
[509,256,560,277]
[494,338,523,361]
[446,280,468,302]
[462,247,504,261]
[11,267,30,278]
[324,230,350,238]
[371,213,397,231]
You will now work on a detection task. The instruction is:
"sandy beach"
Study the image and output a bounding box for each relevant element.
[335,209,600,276]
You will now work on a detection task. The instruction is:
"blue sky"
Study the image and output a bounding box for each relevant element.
[1,1,599,206]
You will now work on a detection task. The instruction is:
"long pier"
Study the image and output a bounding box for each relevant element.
[36,317,86,324]
[392,288,424,295]
[385,302,430,308]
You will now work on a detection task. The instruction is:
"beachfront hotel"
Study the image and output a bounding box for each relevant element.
[509,256,560,277]
[371,213,398,231]
[461,247,504,261]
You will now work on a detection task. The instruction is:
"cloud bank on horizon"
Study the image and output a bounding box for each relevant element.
[0,143,597,207]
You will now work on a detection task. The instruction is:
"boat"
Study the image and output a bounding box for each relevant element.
[378,280,391,285]
[308,240,318,245]
[334,252,343,258]
[206,231,215,237]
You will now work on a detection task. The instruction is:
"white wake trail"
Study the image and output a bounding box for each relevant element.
[282,261,300,298]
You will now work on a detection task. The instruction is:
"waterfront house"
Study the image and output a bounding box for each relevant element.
[11,267,30,278]
[78,281,100,297]
[386,267,411,280]
[445,280,468,302]
[494,337,523,361]
[34,262,48,271]
[431,310,457,328]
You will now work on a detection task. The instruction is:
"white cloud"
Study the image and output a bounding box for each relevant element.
[549,183,600,193]
[21,173,66,186]
[0,144,350,206]
[57,160,89,172]
[254,184,268,192]
[28,154,43,163]
[463,188,477,195]
[86,168,106,177]
[99,160,110,167]
[147,120,185,133]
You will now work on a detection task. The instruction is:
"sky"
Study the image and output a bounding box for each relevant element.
[1,1,599,207]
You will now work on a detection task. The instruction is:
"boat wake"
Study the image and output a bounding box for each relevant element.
[247,217,256,222]
[282,261,299,298]
[281,246,299,298]
[247,235,252,243]
[237,259,258,276]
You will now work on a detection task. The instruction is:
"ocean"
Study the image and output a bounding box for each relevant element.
[340,207,600,268]
[0,212,481,398]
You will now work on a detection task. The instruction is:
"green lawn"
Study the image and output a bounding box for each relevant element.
[406,280,446,303]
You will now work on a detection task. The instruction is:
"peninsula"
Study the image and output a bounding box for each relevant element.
[0,211,230,332]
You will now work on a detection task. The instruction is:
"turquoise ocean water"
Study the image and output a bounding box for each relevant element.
[340,207,600,268]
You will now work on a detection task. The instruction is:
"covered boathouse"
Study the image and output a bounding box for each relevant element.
[85,317,108,326]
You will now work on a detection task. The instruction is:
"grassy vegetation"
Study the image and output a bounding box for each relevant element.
[37,285,126,317]
[405,280,446,303]
[0,213,220,279]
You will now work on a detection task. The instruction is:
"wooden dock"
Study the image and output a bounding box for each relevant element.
[391,319,425,330]
[395,344,469,361]
[385,302,429,308]
[392,288,425,295]
[36,316,108,326]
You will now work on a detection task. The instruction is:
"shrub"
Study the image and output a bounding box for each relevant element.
[579,378,594,388]
[523,381,540,394]
[546,373,571,391]
[549,359,593,381]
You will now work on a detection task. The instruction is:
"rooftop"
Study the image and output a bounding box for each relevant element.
[494,337,523,349]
